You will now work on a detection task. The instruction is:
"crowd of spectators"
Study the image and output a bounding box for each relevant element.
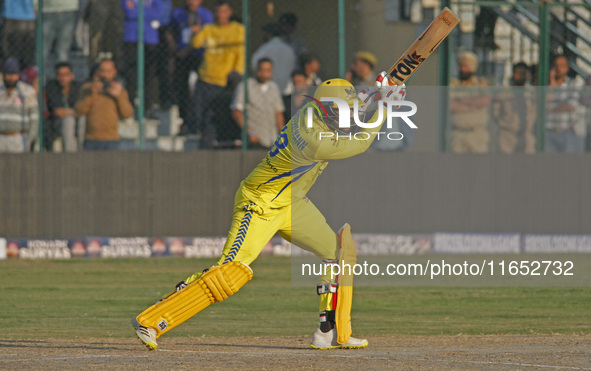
[450,52,590,154]
[0,0,589,153]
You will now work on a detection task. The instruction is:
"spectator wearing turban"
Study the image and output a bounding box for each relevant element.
[449,51,492,153]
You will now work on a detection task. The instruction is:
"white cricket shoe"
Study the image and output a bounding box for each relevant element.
[310,328,368,349]
[131,317,158,350]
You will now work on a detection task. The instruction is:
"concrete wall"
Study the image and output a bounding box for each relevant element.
[1,152,589,238]
[311,153,591,234]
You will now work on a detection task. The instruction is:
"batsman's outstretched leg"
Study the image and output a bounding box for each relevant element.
[131,261,253,350]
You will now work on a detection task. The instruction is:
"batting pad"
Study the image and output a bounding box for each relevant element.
[136,261,253,337]
[336,223,357,345]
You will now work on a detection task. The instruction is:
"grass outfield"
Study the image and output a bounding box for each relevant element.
[1,256,590,340]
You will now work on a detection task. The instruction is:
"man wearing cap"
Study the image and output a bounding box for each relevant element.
[449,51,492,154]
[346,51,378,88]
[0,58,39,153]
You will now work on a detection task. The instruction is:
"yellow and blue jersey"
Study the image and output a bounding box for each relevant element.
[237,101,387,211]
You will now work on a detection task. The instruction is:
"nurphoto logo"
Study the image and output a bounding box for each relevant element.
[306,97,418,141]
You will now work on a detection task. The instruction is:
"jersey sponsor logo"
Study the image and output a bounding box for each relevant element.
[265,155,279,172]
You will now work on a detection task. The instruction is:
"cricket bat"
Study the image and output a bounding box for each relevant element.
[387,7,460,85]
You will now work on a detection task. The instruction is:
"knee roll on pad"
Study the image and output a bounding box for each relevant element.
[135,261,253,337]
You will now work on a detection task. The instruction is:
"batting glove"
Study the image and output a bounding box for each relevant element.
[357,87,380,107]
[375,71,406,101]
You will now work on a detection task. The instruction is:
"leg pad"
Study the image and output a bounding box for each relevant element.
[336,224,357,345]
[135,261,253,337]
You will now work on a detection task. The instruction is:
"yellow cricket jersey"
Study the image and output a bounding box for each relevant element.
[238,102,387,211]
[191,22,245,86]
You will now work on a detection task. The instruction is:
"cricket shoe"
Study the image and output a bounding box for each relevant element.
[131,317,158,350]
[310,328,368,349]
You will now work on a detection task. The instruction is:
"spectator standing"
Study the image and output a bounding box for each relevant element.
[43,0,79,74]
[279,12,307,58]
[492,62,537,153]
[300,52,322,86]
[251,23,297,96]
[45,62,82,152]
[167,0,214,126]
[2,0,36,69]
[74,0,92,57]
[121,0,163,118]
[0,58,38,153]
[545,55,583,153]
[232,58,284,149]
[208,71,242,148]
[345,51,377,88]
[283,69,309,122]
[88,0,124,67]
[449,51,492,154]
[188,0,244,146]
[75,59,134,150]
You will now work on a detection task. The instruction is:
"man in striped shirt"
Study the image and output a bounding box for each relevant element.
[0,58,38,153]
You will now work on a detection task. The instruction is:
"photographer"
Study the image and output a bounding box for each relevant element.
[75,58,134,150]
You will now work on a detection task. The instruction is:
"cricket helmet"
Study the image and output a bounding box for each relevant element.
[311,79,364,132]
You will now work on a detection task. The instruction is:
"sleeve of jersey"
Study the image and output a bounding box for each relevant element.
[191,26,208,49]
[309,106,387,161]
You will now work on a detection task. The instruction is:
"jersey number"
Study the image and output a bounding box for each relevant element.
[269,127,288,157]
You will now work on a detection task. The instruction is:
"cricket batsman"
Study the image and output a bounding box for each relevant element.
[132,72,406,350]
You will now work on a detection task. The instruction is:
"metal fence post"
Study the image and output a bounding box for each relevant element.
[36,1,44,151]
[536,0,551,152]
[338,0,346,78]
[138,0,145,150]
[241,0,250,151]
[438,0,452,152]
